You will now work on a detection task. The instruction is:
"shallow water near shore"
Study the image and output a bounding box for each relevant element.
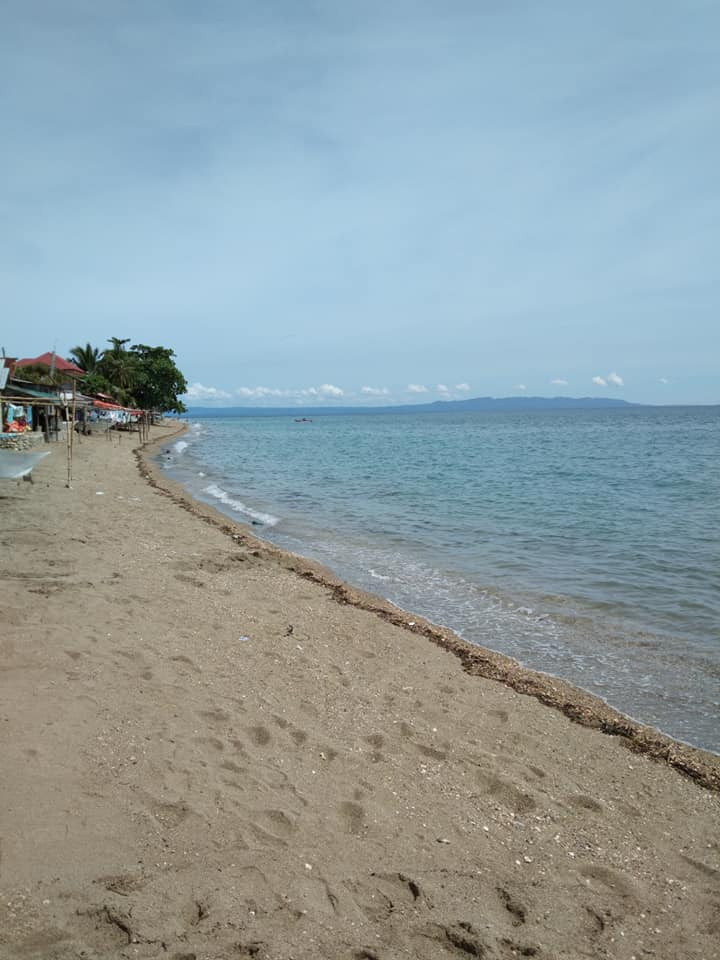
[160,406,720,753]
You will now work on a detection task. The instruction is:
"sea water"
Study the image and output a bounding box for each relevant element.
[160,407,720,753]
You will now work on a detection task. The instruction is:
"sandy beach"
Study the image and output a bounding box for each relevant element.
[1,423,719,960]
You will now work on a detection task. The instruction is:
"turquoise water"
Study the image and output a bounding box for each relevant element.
[161,407,720,753]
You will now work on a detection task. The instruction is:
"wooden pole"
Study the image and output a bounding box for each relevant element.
[66,382,76,486]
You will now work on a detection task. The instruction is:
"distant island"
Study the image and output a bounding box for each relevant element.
[186,395,641,418]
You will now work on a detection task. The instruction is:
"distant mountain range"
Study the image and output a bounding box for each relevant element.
[186,395,641,418]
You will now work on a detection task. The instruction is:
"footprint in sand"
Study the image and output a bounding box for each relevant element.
[475,771,537,815]
[348,872,424,923]
[197,736,224,752]
[248,725,272,746]
[497,886,526,925]
[578,863,638,899]
[260,808,297,837]
[138,794,191,829]
[169,654,200,671]
[566,793,603,813]
[339,800,366,836]
[364,733,385,763]
[416,743,448,761]
[199,707,230,725]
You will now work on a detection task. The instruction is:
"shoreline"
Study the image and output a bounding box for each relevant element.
[2,421,719,959]
[141,425,720,793]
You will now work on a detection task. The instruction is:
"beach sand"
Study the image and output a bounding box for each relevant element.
[1,423,719,960]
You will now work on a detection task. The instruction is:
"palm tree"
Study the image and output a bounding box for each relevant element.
[99,337,136,393]
[68,342,102,374]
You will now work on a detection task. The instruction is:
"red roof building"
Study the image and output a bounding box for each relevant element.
[14,352,86,377]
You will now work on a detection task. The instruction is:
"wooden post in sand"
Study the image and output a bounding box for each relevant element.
[64,383,77,487]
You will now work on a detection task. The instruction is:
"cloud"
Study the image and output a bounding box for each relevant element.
[455,383,470,392]
[407,384,428,393]
[184,382,232,401]
[236,386,287,398]
[659,377,669,384]
[300,384,344,398]
[437,383,449,394]
[592,372,624,387]
[234,383,344,401]
[550,378,568,385]
[2,2,718,408]
[361,385,390,396]
[514,383,527,391]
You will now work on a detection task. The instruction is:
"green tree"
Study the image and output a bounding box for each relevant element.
[68,342,102,373]
[78,369,115,399]
[11,363,63,388]
[70,336,186,412]
[97,337,136,392]
[128,344,187,413]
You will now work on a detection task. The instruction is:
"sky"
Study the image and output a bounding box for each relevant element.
[1,1,718,406]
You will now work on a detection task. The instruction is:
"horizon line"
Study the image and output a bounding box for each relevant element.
[182,394,720,412]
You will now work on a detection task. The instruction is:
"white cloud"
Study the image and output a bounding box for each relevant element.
[236,386,286,398]
[318,383,343,397]
[455,383,470,392]
[234,383,344,401]
[514,383,527,391]
[592,372,623,388]
[437,383,449,394]
[407,383,428,393]
[659,377,669,384]
[184,382,232,401]
[361,385,389,396]
[550,378,568,386]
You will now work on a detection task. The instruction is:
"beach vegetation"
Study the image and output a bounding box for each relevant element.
[126,343,188,414]
[72,337,187,413]
[68,342,102,374]
[12,363,64,387]
[99,337,136,392]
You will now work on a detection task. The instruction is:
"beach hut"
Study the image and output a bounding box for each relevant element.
[2,351,92,446]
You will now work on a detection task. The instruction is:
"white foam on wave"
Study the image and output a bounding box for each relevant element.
[173,439,189,453]
[203,483,279,526]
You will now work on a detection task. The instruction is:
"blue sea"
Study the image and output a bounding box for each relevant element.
[160,407,720,754]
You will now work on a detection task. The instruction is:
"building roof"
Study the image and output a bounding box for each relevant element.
[15,352,85,376]
[3,384,62,401]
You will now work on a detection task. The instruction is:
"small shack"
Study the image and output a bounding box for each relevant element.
[1,352,86,441]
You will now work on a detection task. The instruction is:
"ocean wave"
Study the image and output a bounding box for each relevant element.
[203,483,279,526]
[173,440,189,453]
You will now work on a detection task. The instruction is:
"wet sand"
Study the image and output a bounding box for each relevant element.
[1,423,719,960]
